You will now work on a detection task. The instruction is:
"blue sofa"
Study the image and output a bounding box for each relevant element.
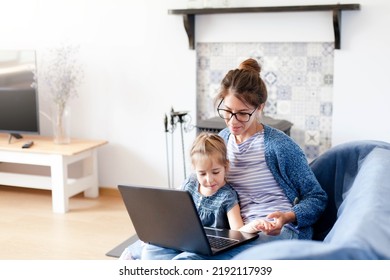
[234,140,390,259]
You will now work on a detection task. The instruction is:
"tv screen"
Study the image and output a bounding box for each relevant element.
[0,50,39,138]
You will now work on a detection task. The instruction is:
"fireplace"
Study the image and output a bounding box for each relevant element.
[168,4,361,160]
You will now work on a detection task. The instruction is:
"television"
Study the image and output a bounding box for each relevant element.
[0,49,40,142]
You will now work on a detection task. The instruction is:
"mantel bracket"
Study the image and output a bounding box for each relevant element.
[169,4,360,50]
[183,14,195,50]
[333,8,342,49]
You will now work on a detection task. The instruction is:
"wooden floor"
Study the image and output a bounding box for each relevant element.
[0,185,135,260]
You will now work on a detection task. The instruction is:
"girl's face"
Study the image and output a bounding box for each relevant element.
[221,93,262,143]
[194,156,227,196]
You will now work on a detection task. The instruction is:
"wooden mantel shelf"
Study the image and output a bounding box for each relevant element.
[168,4,360,50]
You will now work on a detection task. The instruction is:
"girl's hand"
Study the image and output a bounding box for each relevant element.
[238,220,259,233]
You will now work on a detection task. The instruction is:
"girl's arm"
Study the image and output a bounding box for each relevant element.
[227,204,277,234]
[226,204,244,230]
[239,219,276,234]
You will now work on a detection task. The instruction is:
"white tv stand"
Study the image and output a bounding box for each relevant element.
[0,134,107,213]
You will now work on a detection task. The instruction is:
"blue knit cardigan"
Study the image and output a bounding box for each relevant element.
[219,125,328,239]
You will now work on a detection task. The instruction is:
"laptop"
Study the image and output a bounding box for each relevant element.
[118,184,259,256]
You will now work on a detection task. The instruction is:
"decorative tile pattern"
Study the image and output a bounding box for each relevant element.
[196,42,334,160]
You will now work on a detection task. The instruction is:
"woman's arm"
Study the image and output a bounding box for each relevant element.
[264,126,327,228]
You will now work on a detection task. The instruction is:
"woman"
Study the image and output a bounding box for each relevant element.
[170,58,327,260]
[121,58,327,260]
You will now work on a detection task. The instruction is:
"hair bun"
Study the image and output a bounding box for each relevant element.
[238,58,261,74]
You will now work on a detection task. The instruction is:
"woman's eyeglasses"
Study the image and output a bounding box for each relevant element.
[217,99,257,123]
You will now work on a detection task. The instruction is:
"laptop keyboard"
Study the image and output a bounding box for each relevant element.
[207,235,239,249]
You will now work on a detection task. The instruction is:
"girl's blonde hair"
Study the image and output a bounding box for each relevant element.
[190,132,229,168]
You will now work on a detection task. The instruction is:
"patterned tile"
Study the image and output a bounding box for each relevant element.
[304,145,320,160]
[264,71,278,85]
[305,130,321,145]
[305,116,321,130]
[277,101,291,115]
[276,85,292,100]
[320,102,333,116]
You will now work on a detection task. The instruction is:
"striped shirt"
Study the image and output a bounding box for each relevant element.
[226,131,292,223]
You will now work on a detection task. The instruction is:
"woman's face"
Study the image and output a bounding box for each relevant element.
[221,93,261,141]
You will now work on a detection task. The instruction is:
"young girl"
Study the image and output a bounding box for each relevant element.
[138,132,271,260]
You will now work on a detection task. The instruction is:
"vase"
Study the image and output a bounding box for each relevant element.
[52,103,71,144]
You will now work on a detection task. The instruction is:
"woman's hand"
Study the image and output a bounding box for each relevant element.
[263,211,296,236]
[239,211,296,235]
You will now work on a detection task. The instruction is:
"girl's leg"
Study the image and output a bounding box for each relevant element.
[141,244,182,260]
[119,240,145,260]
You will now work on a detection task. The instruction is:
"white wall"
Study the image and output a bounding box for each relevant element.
[1,0,390,188]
